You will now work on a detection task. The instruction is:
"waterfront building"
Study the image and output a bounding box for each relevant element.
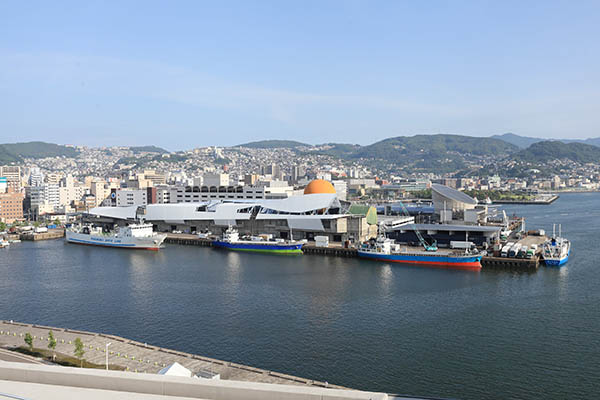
[92,193,374,242]
[386,223,501,247]
[92,180,378,243]
[431,183,477,220]
[0,190,24,223]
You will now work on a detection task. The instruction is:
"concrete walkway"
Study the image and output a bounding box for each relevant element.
[0,320,342,388]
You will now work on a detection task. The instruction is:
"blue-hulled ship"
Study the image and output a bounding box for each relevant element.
[212,227,304,254]
[357,236,483,271]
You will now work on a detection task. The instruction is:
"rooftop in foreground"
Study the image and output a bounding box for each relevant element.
[0,360,390,400]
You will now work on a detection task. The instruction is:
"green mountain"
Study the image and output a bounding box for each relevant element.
[0,145,23,164]
[236,140,310,149]
[0,141,79,160]
[130,145,169,154]
[351,134,518,160]
[312,143,362,158]
[515,141,600,163]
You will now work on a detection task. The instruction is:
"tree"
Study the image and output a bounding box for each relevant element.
[24,332,33,351]
[53,218,61,226]
[0,222,6,232]
[48,331,57,361]
[73,338,85,367]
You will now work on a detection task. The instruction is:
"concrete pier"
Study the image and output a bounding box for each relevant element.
[0,320,344,388]
[481,255,540,269]
[19,228,65,241]
[493,195,559,205]
[164,233,549,270]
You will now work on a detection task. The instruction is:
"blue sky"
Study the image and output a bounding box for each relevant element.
[1,1,598,150]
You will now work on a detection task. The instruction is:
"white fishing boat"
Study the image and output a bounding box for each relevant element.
[542,224,570,266]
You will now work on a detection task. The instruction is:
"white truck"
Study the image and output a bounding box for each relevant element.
[450,241,475,250]
[314,236,329,247]
[501,242,515,257]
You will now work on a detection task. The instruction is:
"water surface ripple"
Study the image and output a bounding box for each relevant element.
[1,193,599,399]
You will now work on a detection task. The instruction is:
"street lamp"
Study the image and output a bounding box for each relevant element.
[105,342,112,371]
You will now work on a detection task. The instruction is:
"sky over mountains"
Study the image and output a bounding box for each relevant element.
[1,1,599,149]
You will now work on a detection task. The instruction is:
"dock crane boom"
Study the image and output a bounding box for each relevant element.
[393,200,438,251]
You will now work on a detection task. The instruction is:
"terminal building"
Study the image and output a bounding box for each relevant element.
[382,184,502,247]
[90,180,378,243]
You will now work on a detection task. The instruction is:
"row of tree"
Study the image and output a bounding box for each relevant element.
[24,330,85,367]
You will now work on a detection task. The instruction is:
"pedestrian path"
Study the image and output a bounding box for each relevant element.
[0,320,341,388]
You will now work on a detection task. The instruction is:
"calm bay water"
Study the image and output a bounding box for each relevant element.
[1,192,599,399]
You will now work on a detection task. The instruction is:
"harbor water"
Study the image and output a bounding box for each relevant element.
[0,192,599,399]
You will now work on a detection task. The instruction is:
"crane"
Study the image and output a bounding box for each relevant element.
[393,200,438,251]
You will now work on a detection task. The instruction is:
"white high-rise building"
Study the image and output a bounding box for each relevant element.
[27,184,60,215]
[116,189,148,207]
[203,173,229,187]
[29,167,44,187]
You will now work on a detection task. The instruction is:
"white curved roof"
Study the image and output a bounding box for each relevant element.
[431,184,477,205]
[89,194,341,222]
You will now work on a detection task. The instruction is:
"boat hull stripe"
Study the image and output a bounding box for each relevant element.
[66,238,160,250]
[212,241,303,253]
[357,251,482,270]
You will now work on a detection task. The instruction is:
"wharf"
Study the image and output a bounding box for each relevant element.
[303,245,358,257]
[0,320,344,389]
[481,255,540,269]
[165,233,550,270]
[165,234,359,257]
[19,228,65,241]
[493,195,559,205]
[165,233,212,246]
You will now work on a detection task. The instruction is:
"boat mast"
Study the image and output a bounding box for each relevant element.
[559,224,561,238]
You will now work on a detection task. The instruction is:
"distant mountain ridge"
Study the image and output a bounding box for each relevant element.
[130,145,169,154]
[515,141,600,163]
[492,133,600,148]
[236,140,310,148]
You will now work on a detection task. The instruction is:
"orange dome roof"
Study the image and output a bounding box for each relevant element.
[304,179,336,195]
